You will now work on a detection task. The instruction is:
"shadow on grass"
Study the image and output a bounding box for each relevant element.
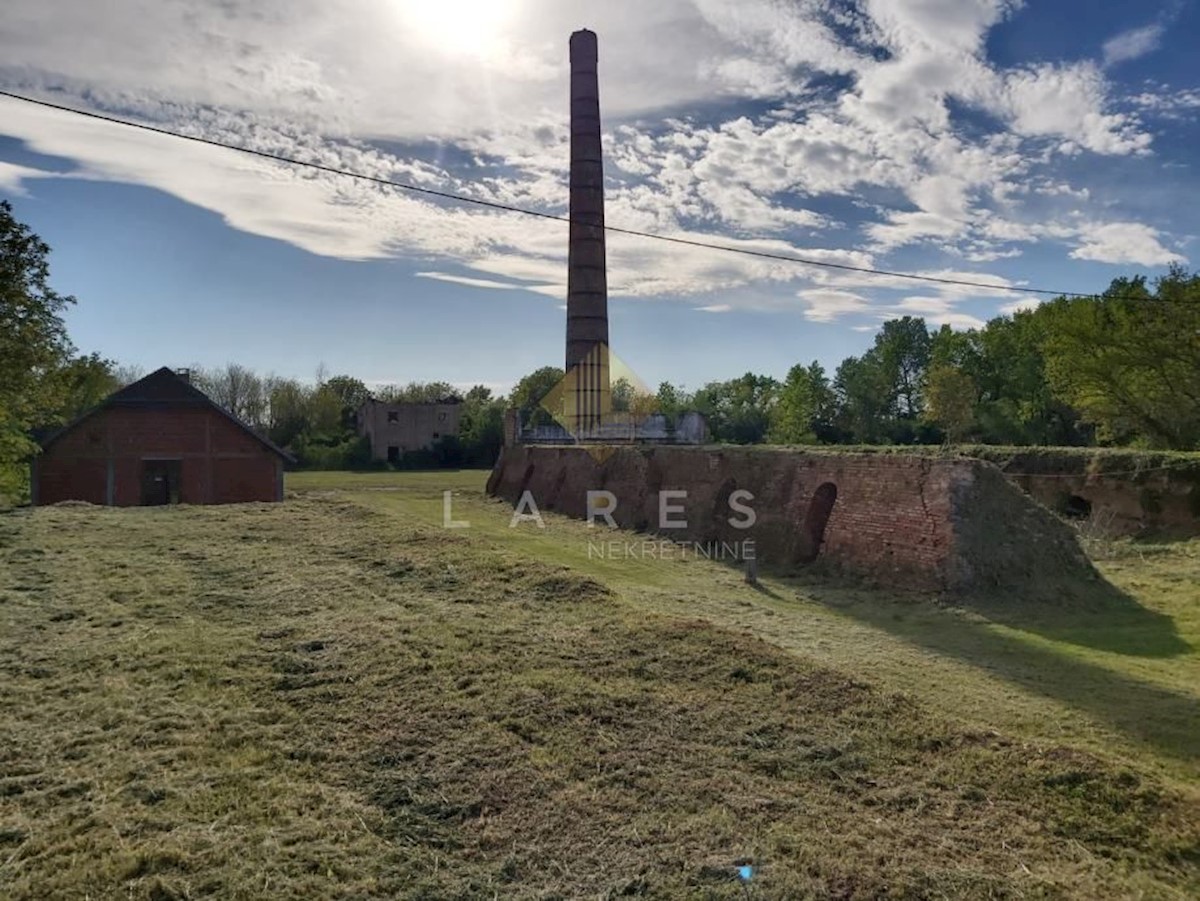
[964,581,1193,659]
[775,571,1199,764]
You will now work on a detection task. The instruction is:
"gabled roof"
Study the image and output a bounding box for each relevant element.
[39,367,294,461]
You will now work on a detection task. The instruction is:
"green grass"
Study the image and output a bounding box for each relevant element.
[296,471,1200,778]
[0,471,1196,899]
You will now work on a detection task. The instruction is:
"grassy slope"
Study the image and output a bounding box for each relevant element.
[0,474,1194,899]
[305,471,1200,783]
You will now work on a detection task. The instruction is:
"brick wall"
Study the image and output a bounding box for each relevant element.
[36,406,282,506]
[487,445,1097,594]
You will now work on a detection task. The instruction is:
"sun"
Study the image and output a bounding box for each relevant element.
[398,0,519,56]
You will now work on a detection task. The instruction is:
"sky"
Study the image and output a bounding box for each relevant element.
[1,0,1197,394]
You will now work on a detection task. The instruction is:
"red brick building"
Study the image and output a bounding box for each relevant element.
[33,367,291,506]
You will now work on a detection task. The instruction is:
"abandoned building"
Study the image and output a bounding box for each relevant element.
[33,367,291,506]
[357,398,462,463]
[488,445,1102,596]
[488,29,1106,598]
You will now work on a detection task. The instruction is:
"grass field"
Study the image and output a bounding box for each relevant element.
[1,470,1197,899]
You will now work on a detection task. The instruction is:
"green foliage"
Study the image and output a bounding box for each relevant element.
[769,362,833,444]
[323,375,371,428]
[0,200,76,502]
[50,353,120,421]
[509,366,564,428]
[291,433,373,470]
[1041,268,1200,449]
[654,381,689,420]
[875,315,932,419]
[266,378,311,449]
[693,373,778,444]
[924,364,977,444]
[375,380,460,404]
[610,377,635,413]
[457,386,505,466]
[834,353,892,443]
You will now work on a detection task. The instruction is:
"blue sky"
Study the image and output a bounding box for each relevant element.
[1,0,1197,394]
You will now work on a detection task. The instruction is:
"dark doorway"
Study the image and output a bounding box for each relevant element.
[141,460,181,506]
[1062,494,1092,519]
[387,446,401,464]
[797,482,838,563]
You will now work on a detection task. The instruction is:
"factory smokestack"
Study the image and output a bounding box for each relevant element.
[564,28,609,435]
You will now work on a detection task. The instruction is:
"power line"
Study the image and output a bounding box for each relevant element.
[0,88,1193,304]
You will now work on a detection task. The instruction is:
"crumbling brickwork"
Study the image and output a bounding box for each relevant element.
[488,445,1099,595]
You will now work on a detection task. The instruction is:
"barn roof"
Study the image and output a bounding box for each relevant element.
[39,367,294,461]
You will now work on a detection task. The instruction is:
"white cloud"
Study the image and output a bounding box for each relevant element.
[798,288,873,322]
[1000,297,1042,314]
[0,160,53,193]
[1129,86,1200,118]
[0,0,1184,317]
[1103,24,1165,66]
[1001,63,1151,155]
[415,272,531,291]
[1070,222,1186,266]
[694,304,732,313]
[894,296,986,329]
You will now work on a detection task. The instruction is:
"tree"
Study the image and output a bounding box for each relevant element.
[654,381,690,420]
[769,361,833,444]
[508,366,565,427]
[692,373,778,444]
[265,377,312,449]
[611,377,635,413]
[376,381,460,404]
[1041,269,1200,449]
[0,200,76,500]
[833,353,890,444]
[458,385,505,465]
[196,363,266,427]
[923,364,977,444]
[874,316,932,420]
[323,375,370,428]
[51,353,119,421]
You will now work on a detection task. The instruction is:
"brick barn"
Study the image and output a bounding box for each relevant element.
[33,367,292,506]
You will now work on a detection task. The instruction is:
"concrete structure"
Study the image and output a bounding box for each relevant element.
[488,445,1101,596]
[357,398,461,463]
[564,28,610,433]
[33,367,290,506]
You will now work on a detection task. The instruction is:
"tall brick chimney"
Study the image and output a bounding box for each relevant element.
[564,28,610,434]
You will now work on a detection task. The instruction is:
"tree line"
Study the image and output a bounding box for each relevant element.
[583,268,1198,453]
[3,197,1197,503]
[176,366,506,471]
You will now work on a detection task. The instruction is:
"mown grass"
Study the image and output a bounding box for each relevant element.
[296,471,1200,780]
[0,474,1197,898]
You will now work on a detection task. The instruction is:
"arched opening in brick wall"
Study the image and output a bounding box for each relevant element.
[797,482,838,563]
[1061,494,1092,519]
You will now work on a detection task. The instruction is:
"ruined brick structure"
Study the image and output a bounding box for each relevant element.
[488,445,1100,595]
[983,452,1200,538]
